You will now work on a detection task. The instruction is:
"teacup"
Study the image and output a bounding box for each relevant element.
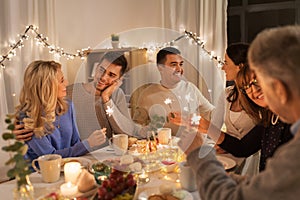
[109,134,128,155]
[32,154,62,183]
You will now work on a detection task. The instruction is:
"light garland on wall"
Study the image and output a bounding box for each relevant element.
[0,25,90,69]
[0,25,223,69]
[184,30,224,67]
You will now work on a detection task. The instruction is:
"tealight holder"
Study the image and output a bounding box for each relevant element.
[138,170,150,184]
[60,182,78,197]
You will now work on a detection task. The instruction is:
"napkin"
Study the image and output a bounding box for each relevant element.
[76,169,96,193]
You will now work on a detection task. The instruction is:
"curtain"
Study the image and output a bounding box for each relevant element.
[0,0,58,182]
[162,0,227,104]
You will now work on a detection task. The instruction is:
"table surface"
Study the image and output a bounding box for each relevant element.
[0,145,244,200]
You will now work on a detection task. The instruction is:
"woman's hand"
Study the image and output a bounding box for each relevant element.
[13,124,34,141]
[87,128,107,148]
[168,112,210,133]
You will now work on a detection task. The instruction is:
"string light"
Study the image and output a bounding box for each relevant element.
[0,25,224,69]
[184,30,224,66]
[0,25,90,68]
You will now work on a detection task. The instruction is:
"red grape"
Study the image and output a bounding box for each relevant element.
[104,191,114,200]
[126,178,136,187]
[98,186,107,197]
[101,180,109,188]
[109,179,117,188]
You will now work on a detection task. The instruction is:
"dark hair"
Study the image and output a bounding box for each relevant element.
[156,47,181,65]
[100,51,128,75]
[235,65,272,126]
[226,43,250,103]
[226,43,249,66]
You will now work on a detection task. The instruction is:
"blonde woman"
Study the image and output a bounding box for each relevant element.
[16,60,106,161]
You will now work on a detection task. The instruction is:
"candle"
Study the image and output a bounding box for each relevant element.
[60,182,78,197]
[64,162,81,184]
[138,170,150,183]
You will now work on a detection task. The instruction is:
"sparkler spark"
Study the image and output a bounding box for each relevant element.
[164,98,175,118]
[164,98,172,105]
[185,93,193,102]
[105,106,113,117]
[191,113,201,125]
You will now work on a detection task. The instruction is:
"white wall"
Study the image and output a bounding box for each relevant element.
[54,0,164,84]
[55,0,163,50]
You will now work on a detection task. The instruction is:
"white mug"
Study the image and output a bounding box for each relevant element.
[32,154,62,183]
[109,134,128,155]
[179,161,197,192]
[157,128,172,145]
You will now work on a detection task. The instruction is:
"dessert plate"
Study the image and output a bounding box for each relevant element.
[216,155,236,170]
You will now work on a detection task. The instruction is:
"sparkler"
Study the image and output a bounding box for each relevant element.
[164,98,175,118]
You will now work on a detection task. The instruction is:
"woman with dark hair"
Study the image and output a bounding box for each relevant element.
[218,65,293,170]
[211,43,256,141]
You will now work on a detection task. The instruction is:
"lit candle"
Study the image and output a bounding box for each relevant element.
[138,170,150,183]
[64,162,81,184]
[60,182,78,197]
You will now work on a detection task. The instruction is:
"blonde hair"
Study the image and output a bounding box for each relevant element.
[16,60,68,137]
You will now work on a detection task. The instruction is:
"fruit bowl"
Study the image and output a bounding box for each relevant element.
[92,169,137,200]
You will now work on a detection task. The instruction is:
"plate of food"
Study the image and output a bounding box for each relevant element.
[61,157,92,171]
[101,155,144,173]
[138,188,193,200]
[216,155,236,170]
[101,154,162,174]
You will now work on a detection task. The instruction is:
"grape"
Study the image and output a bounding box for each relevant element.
[98,171,136,199]
[126,178,136,187]
[115,185,124,194]
[101,180,109,188]
[126,174,134,181]
[104,191,114,200]
[116,175,124,183]
[98,186,107,197]
[109,179,117,188]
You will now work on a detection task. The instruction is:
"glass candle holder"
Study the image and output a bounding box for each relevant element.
[138,170,150,184]
[60,182,78,197]
[64,162,81,184]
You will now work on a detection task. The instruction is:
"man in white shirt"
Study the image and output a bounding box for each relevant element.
[131,47,214,136]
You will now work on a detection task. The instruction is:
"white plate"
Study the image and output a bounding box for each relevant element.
[37,187,97,200]
[100,157,163,174]
[77,187,98,198]
[61,157,92,171]
[216,155,236,170]
[138,188,193,200]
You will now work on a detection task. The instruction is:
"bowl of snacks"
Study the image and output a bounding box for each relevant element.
[89,162,111,185]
